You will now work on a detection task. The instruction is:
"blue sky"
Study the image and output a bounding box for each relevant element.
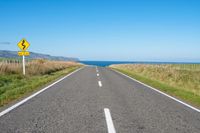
[0,0,200,61]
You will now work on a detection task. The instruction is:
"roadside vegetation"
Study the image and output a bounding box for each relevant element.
[110,64,200,108]
[0,59,82,107]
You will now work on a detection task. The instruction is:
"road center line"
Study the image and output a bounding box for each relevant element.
[104,108,116,133]
[98,81,102,87]
[96,66,99,72]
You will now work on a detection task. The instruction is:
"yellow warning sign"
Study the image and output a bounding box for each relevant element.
[17,39,30,51]
[18,51,30,56]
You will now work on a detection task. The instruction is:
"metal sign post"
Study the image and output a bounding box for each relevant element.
[17,39,30,76]
[22,55,25,75]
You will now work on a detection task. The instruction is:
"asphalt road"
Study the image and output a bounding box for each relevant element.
[0,66,200,133]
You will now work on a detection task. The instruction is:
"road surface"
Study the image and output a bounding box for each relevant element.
[0,66,200,133]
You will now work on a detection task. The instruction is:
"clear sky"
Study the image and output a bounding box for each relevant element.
[0,0,200,61]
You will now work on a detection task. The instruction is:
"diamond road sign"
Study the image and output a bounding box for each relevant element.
[17,39,30,51]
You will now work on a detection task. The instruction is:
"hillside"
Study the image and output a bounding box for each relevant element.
[0,50,79,61]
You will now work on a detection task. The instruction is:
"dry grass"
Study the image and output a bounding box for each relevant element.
[0,59,81,75]
[0,62,21,74]
[110,64,200,96]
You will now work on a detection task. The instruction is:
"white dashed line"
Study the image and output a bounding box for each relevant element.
[96,66,99,72]
[97,73,100,76]
[98,81,102,87]
[104,108,116,133]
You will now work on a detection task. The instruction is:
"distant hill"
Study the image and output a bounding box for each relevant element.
[0,50,79,61]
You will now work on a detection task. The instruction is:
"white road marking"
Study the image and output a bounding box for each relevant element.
[114,69,200,113]
[104,108,116,133]
[97,73,100,76]
[98,81,102,87]
[96,66,99,72]
[0,67,84,118]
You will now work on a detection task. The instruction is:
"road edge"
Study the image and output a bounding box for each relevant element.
[112,68,200,113]
[0,67,84,117]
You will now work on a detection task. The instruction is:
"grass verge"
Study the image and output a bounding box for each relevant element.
[0,66,80,107]
[112,68,200,108]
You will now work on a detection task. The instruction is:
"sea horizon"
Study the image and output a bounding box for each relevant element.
[80,61,200,67]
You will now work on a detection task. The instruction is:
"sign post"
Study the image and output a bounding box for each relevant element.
[22,55,25,75]
[17,39,30,75]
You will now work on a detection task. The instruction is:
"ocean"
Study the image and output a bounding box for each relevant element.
[79,61,200,67]
[80,61,133,67]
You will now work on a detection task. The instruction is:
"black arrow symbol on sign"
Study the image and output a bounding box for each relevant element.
[21,40,26,50]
